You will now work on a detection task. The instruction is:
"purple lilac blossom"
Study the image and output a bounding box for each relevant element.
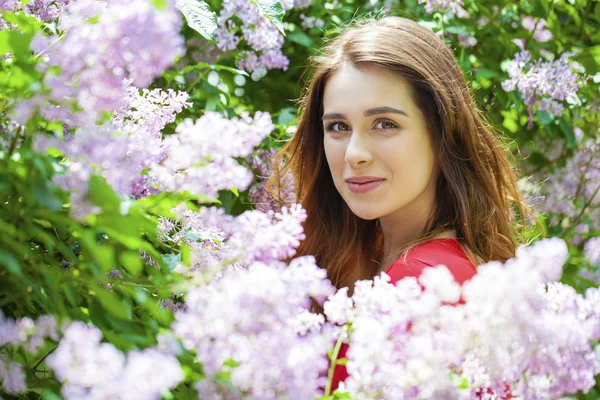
[0,313,59,393]
[418,0,469,17]
[522,17,553,42]
[24,0,70,21]
[213,0,289,73]
[0,359,26,394]
[172,257,335,399]
[584,237,600,266]
[16,0,184,126]
[150,111,273,199]
[532,137,600,239]
[46,321,183,399]
[502,51,587,128]
[33,84,190,219]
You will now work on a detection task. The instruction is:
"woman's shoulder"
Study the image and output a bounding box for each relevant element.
[385,238,477,286]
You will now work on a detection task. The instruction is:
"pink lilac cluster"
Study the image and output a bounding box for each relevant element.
[325,238,600,399]
[248,148,297,213]
[171,256,336,399]
[214,0,311,73]
[46,321,183,399]
[522,17,553,42]
[34,85,190,219]
[0,312,58,394]
[16,0,183,126]
[584,237,600,266]
[418,0,469,17]
[501,50,587,128]
[533,137,600,243]
[149,111,273,199]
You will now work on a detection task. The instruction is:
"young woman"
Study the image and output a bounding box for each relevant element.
[268,16,532,394]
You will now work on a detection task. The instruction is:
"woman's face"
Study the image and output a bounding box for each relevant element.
[322,62,439,221]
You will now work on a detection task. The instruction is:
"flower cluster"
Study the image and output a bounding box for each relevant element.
[160,202,307,279]
[323,238,600,399]
[214,0,311,74]
[16,0,184,126]
[0,0,68,29]
[418,0,469,17]
[172,257,335,399]
[34,85,190,219]
[47,322,183,400]
[522,17,553,43]
[532,137,600,243]
[502,50,587,128]
[149,111,273,199]
[0,312,58,394]
[585,237,600,266]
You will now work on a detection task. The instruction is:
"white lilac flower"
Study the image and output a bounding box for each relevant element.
[326,237,599,399]
[47,322,183,400]
[150,111,273,198]
[172,258,335,399]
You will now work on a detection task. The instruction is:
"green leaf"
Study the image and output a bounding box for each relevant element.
[96,290,133,321]
[162,253,182,271]
[223,358,240,368]
[558,118,576,149]
[119,251,143,277]
[250,0,285,36]
[181,242,191,267]
[0,249,22,277]
[87,175,121,212]
[287,31,313,48]
[151,0,167,9]
[175,0,218,41]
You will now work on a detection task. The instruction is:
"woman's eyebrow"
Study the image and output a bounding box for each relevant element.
[322,106,408,121]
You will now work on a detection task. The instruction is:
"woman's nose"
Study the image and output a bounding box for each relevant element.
[344,132,373,167]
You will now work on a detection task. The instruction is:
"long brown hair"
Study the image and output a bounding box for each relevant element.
[267,16,535,290]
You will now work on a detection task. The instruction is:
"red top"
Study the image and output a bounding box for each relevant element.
[328,238,512,397]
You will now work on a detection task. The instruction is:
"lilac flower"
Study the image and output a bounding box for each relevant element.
[226,204,307,265]
[531,138,600,237]
[33,83,190,219]
[150,111,273,198]
[0,359,26,394]
[522,17,553,43]
[502,51,587,128]
[172,258,335,399]
[326,238,600,398]
[24,0,70,21]
[584,237,600,265]
[47,322,183,399]
[213,0,290,73]
[17,0,184,126]
[418,0,469,17]
[299,13,324,29]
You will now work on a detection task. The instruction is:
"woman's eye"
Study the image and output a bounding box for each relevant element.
[375,119,399,130]
[325,121,349,133]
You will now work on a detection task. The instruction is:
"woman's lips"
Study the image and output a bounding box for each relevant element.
[346,179,385,194]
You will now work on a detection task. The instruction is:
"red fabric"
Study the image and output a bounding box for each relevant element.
[328,238,513,398]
